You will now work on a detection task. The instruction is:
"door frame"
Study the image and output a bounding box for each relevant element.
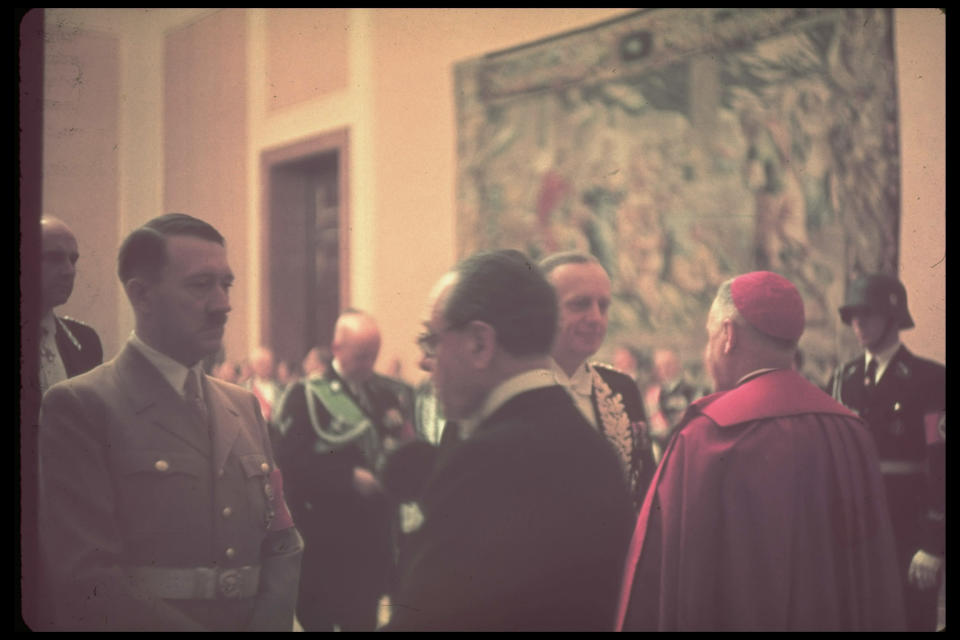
[259,128,350,356]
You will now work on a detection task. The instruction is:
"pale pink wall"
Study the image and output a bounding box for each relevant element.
[164,9,250,365]
[895,9,945,364]
[42,27,121,357]
[266,8,349,111]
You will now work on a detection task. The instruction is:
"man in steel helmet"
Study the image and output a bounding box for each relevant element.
[828,273,945,631]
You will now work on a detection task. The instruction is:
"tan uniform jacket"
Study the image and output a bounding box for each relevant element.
[39,343,302,631]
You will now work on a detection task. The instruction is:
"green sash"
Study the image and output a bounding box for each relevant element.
[305,378,377,455]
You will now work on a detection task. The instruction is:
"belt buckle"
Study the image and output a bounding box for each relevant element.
[218,568,244,599]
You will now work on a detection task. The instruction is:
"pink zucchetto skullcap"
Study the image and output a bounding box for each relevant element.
[730,271,805,342]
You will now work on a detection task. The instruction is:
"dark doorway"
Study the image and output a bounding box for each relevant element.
[262,130,349,370]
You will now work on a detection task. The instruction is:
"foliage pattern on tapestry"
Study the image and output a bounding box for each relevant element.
[455,8,900,386]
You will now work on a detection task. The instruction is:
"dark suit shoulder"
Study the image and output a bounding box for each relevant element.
[60,315,98,332]
[895,347,945,377]
[590,362,645,407]
[590,361,635,381]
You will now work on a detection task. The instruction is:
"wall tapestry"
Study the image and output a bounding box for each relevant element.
[455,8,900,387]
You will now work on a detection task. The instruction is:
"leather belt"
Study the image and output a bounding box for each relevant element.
[879,460,927,475]
[125,565,261,600]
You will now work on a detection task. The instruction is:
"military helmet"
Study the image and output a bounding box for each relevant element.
[838,273,914,329]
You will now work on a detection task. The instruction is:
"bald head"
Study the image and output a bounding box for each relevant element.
[41,216,79,313]
[331,310,382,383]
[249,346,275,379]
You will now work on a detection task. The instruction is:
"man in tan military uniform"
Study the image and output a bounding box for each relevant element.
[38,214,303,631]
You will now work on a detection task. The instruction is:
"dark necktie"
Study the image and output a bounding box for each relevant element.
[864,358,878,392]
[438,421,462,451]
[184,368,208,423]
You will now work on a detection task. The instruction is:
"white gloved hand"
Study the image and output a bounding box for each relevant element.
[907,550,943,590]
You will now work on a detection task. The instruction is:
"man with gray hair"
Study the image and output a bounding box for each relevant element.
[616,271,904,631]
[539,251,656,510]
[386,249,633,631]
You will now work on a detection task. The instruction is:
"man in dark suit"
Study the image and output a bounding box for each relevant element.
[384,249,634,631]
[827,273,945,631]
[38,213,303,631]
[539,251,657,510]
[273,309,415,631]
[39,216,103,395]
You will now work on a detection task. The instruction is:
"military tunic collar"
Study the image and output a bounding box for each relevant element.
[128,332,205,401]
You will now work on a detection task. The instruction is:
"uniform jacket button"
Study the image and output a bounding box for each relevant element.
[154,460,169,472]
[221,506,232,518]
[225,547,236,559]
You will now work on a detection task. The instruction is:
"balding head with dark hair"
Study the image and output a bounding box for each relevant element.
[418,249,557,421]
[443,249,558,357]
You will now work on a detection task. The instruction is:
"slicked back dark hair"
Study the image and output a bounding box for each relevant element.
[117,213,225,283]
[538,250,602,278]
[444,249,557,357]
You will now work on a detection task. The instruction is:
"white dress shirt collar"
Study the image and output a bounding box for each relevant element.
[866,340,902,384]
[549,358,597,428]
[459,368,558,439]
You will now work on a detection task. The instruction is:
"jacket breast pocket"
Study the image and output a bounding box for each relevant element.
[115,450,207,535]
[239,453,274,530]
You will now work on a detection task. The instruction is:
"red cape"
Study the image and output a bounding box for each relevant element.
[616,369,905,631]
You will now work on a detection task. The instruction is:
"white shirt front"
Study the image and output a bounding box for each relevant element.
[549,359,598,429]
[865,341,902,386]
[39,312,67,396]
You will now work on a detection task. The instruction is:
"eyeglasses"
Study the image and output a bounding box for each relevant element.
[416,322,467,358]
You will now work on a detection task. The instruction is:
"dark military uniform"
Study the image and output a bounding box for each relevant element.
[828,346,945,630]
[38,343,303,631]
[829,273,944,631]
[273,367,415,631]
[590,363,658,511]
[54,315,103,378]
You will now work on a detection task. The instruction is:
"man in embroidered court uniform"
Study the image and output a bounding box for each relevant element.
[38,216,103,396]
[540,251,656,510]
[827,273,945,631]
[38,214,303,631]
[385,249,633,631]
[616,271,904,631]
[273,309,415,631]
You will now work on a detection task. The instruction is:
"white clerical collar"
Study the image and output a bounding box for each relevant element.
[735,367,782,387]
[128,332,203,400]
[866,340,901,383]
[459,368,558,439]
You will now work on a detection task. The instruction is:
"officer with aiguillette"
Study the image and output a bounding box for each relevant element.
[827,273,945,632]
